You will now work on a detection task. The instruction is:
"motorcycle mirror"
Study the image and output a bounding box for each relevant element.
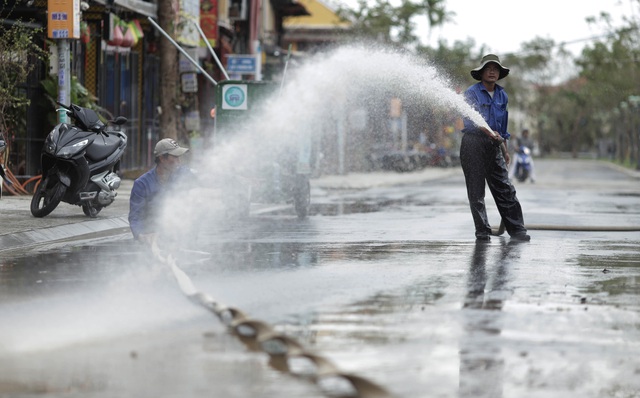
[111,116,128,126]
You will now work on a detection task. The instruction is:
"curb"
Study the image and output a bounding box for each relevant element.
[0,216,130,254]
[601,161,640,179]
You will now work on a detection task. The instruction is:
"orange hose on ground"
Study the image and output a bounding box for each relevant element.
[22,175,42,194]
[5,168,29,195]
[1,138,31,195]
[2,180,21,196]
[0,165,33,196]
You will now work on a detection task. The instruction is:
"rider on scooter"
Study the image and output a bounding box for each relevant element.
[509,129,536,182]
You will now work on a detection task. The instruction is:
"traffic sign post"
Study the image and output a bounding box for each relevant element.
[226,55,258,75]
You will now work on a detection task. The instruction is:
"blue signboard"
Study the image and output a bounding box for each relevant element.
[226,55,257,74]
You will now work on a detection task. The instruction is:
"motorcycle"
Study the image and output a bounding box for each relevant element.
[30,103,128,218]
[514,145,533,183]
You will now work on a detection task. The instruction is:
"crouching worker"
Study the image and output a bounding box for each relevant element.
[128,138,194,245]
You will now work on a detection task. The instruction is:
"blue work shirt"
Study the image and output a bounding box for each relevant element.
[462,82,511,140]
[128,166,194,239]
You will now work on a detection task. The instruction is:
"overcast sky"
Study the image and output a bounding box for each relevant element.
[420,0,636,55]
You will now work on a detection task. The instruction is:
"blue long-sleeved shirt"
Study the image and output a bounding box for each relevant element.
[128,167,162,239]
[128,166,195,239]
[462,82,511,140]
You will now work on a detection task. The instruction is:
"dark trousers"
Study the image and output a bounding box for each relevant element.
[460,133,527,237]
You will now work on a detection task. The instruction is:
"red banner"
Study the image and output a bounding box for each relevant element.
[200,0,218,47]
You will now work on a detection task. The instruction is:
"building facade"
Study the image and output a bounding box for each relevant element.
[3,0,310,179]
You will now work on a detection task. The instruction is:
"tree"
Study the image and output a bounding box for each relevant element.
[338,0,451,48]
[502,5,640,159]
[571,8,640,162]
[157,0,181,140]
[416,38,483,87]
[0,4,45,139]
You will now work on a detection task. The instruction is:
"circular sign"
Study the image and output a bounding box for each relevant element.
[224,86,245,108]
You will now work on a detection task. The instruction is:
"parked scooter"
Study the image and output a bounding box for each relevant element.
[514,145,533,183]
[30,103,128,218]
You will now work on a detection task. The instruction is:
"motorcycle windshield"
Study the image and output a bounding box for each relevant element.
[72,105,105,131]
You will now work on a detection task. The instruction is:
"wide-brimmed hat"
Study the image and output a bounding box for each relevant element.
[154,138,189,157]
[470,54,510,81]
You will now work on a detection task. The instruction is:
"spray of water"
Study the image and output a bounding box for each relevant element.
[159,43,490,240]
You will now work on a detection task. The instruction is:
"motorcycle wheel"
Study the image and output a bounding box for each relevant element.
[82,203,103,218]
[30,176,66,217]
[293,176,310,220]
[517,169,529,183]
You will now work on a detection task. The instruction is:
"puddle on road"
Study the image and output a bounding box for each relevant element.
[612,192,640,197]
[313,200,448,215]
[267,195,447,217]
[577,241,640,301]
[0,240,143,300]
[311,201,384,215]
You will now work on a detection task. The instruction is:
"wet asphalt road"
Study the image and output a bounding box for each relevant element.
[0,159,639,398]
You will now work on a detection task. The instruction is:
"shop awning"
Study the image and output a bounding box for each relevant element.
[270,0,309,17]
[93,0,157,18]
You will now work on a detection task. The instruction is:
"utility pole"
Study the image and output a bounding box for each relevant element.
[47,0,80,123]
[157,0,180,140]
[57,40,70,123]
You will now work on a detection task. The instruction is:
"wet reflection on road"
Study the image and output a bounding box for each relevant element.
[460,241,522,397]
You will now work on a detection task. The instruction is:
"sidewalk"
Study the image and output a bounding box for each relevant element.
[0,180,133,253]
[0,168,460,253]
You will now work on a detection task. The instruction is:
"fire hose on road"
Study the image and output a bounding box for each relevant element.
[149,237,392,398]
[492,220,640,235]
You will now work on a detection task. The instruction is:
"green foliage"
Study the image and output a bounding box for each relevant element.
[41,74,100,109]
[40,74,112,126]
[337,0,451,47]
[416,39,482,87]
[0,1,47,136]
[536,9,640,159]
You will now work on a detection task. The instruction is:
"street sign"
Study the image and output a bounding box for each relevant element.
[221,84,248,110]
[181,73,198,93]
[47,0,81,39]
[226,55,257,74]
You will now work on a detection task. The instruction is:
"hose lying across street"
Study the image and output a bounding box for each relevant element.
[492,221,640,235]
[149,238,392,398]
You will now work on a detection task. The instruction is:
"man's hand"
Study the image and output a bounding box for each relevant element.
[480,127,505,147]
[502,143,511,165]
[492,135,505,147]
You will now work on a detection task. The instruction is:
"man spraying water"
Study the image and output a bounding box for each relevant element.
[460,54,530,242]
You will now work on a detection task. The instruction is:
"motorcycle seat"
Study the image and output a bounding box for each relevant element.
[86,133,123,161]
